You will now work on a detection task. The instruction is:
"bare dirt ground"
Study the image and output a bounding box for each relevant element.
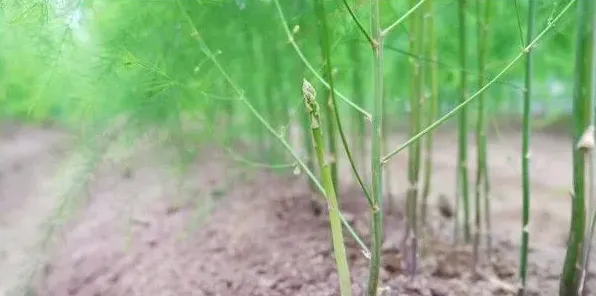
[0,123,592,295]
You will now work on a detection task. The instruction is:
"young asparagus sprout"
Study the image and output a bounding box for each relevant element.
[302,78,353,296]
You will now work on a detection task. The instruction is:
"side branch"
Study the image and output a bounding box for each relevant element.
[273,0,372,120]
[381,0,427,37]
[341,0,377,48]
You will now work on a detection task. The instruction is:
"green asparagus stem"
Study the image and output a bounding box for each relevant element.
[519,0,536,294]
[303,79,352,296]
[366,0,384,293]
[457,0,471,243]
[560,0,595,294]
[421,0,439,228]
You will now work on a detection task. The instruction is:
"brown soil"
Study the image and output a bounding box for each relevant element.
[0,123,593,296]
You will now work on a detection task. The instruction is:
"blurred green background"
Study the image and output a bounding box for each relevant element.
[0,0,578,139]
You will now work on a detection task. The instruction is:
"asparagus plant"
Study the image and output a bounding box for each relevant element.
[366,0,383,294]
[421,0,439,227]
[518,0,536,293]
[473,0,486,268]
[472,0,494,267]
[404,0,424,275]
[303,79,353,296]
[456,0,471,243]
[560,0,595,294]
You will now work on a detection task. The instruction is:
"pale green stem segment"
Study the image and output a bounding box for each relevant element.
[519,0,536,294]
[382,0,428,37]
[474,0,492,269]
[366,0,384,294]
[421,0,438,227]
[404,0,424,275]
[303,79,353,296]
[313,0,339,192]
[457,0,471,243]
[580,8,596,294]
[560,0,595,294]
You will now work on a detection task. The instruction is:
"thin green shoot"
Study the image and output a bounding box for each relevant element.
[340,0,376,48]
[404,0,424,275]
[457,0,471,242]
[313,0,340,190]
[382,0,428,37]
[365,0,384,294]
[421,0,438,227]
[513,0,525,48]
[303,79,353,296]
[560,0,595,293]
[473,0,490,268]
[519,0,536,294]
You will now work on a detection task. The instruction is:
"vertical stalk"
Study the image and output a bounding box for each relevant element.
[454,167,461,242]
[313,0,339,190]
[560,0,595,294]
[580,13,596,295]
[457,0,471,243]
[384,100,393,213]
[474,0,492,268]
[321,0,373,209]
[421,0,438,227]
[405,0,423,275]
[519,0,536,293]
[483,144,492,251]
[366,0,383,294]
[302,80,352,296]
[473,0,483,269]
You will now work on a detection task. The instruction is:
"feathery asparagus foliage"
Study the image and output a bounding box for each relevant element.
[2,1,593,295]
